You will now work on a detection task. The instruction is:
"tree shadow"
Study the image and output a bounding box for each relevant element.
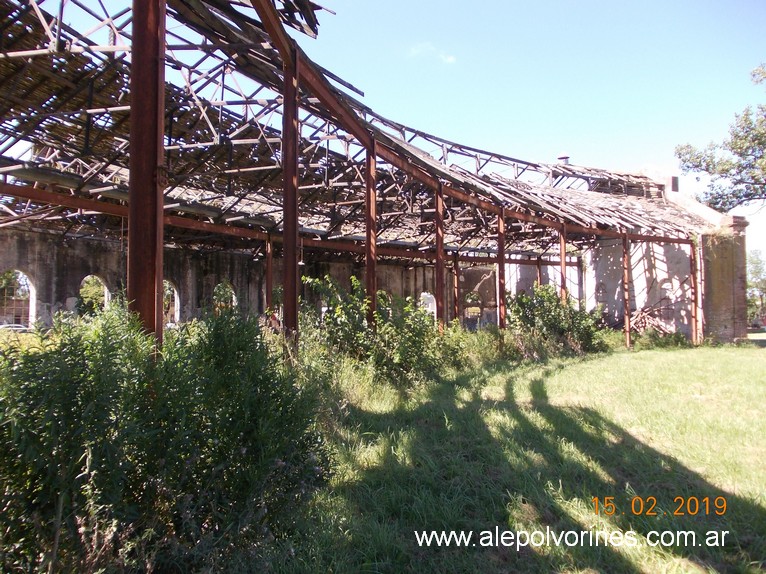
[303,359,765,574]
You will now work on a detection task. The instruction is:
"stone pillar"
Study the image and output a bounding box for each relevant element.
[701,215,748,342]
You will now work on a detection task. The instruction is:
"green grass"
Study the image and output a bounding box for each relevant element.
[275,345,766,574]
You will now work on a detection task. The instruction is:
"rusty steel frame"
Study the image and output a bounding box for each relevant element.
[365,142,377,325]
[128,0,166,339]
[435,182,446,328]
[265,236,274,310]
[690,243,700,345]
[282,46,300,336]
[452,254,461,323]
[496,211,506,329]
[559,224,567,299]
[622,234,632,348]
[0,0,709,345]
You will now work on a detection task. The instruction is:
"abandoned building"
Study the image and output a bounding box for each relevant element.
[0,0,748,345]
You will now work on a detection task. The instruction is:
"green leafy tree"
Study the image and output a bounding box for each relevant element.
[675,64,766,211]
[748,249,766,322]
[0,270,29,300]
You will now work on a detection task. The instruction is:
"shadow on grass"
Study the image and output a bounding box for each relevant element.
[284,359,766,574]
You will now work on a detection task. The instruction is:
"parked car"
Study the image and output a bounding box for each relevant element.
[0,323,31,333]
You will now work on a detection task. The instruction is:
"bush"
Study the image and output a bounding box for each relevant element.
[633,328,693,350]
[0,304,327,572]
[373,291,440,383]
[303,276,442,386]
[506,284,606,356]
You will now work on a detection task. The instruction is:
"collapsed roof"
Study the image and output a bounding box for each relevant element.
[0,0,708,262]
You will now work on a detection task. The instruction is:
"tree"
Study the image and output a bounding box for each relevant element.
[675,64,766,212]
[748,250,766,324]
[0,270,29,300]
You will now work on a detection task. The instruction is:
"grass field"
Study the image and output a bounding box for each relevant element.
[276,345,766,573]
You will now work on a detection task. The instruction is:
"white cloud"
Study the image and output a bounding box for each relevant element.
[408,41,456,65]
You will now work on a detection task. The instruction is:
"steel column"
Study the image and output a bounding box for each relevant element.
[497,210,506,329]
[282,48,300,336]
[559,224,568,299]
[265,236,273,310]
[622,234,631,348]
[536,257,543,286]
[435,182,445,329]
[128,0,166,340]
[365,142,377,326]
[452,254,461,323]
[690,241,700,345]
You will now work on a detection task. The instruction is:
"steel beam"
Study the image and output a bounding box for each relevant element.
[435,182,445,329]
[282,48,300,336]
[365,142,377,326]
[128,0,166,340]
[249,0,373,150]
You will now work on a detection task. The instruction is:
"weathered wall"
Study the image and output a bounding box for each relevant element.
[701,216,749,341]
[1,229,496,327]
[582,239,696,336]
[1,222,748,342]
[0,228,262,325]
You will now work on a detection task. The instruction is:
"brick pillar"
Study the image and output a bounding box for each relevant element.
[701,215,749,342]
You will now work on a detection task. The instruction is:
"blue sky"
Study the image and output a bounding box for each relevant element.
[292,0,766,251]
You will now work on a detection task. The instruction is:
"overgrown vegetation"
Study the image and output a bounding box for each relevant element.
[302,276,448,385]
[2,281,746,573]
[302,277,606,387]
[506,284,607,357]
[0,304,327,572]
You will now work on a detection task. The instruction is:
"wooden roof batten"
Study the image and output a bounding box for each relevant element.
[0,0,706,264]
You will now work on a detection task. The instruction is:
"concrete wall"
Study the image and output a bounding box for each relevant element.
[582,239,696,336]
[1,221,749,341]
[0,228,263,325]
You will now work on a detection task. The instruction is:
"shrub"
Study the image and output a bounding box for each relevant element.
[302,276,442,386]
[506,284,606,355]
[302,275,371,360]
[0,304,327,572]
[373,291,440,383]
[633,328,693,350]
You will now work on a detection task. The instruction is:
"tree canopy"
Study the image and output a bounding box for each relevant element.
[675,64,766,212]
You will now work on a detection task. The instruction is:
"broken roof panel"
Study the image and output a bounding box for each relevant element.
[0,0,709,260]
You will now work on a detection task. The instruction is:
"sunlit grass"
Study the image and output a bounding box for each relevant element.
[276,345,766,573]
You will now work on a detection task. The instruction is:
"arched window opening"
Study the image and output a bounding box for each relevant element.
[213,280,238,313]
[419,291,437,321]
[463,291,482,331]
[79,275,110,316]
[163,280,181,326]
[0,270,34,327]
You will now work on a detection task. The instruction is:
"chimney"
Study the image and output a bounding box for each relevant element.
[557,154,570,165]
